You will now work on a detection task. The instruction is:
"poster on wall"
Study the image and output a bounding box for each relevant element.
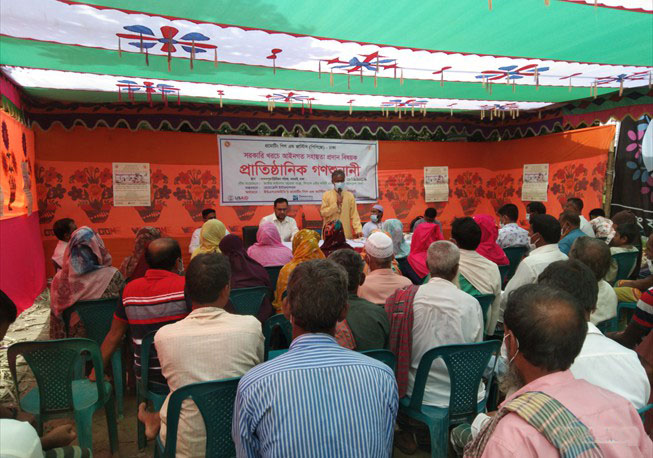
[521,163,549,201]
[424,166,449,202]
[219,135,378,206]
[112,162,151,206]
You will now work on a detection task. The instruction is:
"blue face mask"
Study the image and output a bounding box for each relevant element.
[371,214,379,223]
[334,182,345,191]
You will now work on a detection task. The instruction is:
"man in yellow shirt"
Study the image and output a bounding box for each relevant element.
[320,170,363,239]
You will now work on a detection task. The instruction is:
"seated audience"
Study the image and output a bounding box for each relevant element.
[51,218,76,272]
[328,248,390,350]
[321,220,354,258]
[500,214,567,320]
[636,332,653,437]
[558,211,585,256]
[191,219,227,259]
[259,197,298,242]
[140,253,263,456]
[189,208,214,254]
[452,217,502,335]
[358,232,412,305]
[525,201,546,221]
[93,238,189,386]
[362,204,384,238]
[246,222,292,267]
[538,260,650,409]
[496,203,529,249]
[612,284,653,350]
[463,284,651,457]
[564,196,596,237]
[50,227,125,339]
[613,209,643,282]
[615,233,651,304]
[589,207,606,220]
[569,236,618,325]
[119,227,161,283]
[273,229,324,312]
[219,234,274,322]
[606,222,639,284]
[412,207,442,232]
[473,214,509,266]
[405,222,443,284]
[382,219,410,260]
[233,259,398,457]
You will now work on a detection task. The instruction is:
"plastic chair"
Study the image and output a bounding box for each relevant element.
[63,298,124,418]
[265,265,283,293]
[230,286,270,316]
[503,246,528,282]
[474,294,495,335]
[262,314,293,361]
[8,338,119,453]
[617,301,637,328]
[596,317,618,333]
[155,377,241,458]
[498,265,510,286]
[399,340,501,458]
[361,349,396,372]
[612,251,639,285]
[137,331,170,450]
[638,403,653,423]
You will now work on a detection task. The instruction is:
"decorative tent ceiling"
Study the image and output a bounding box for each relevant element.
[0,0,651,116]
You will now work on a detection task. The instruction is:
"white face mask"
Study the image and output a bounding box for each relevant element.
[500,333,519,366]
[525,213,530,222]
[334,182,345,191]
[371,214,379,223]
[647,259,653,273]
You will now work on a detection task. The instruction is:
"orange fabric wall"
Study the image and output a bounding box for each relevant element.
[35,125,614,277]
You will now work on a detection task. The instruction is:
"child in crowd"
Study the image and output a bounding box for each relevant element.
[51,218,76,272]
[606,222,640,284]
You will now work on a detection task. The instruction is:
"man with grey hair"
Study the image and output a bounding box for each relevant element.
[233,259,398,457]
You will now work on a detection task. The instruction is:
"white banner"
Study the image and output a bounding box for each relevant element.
[424,166,449,202]
[521,163,549,202]
[112,162,151,206]
[219,136,378,206]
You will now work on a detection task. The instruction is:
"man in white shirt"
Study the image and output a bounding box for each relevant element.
[500,214,568,320]
[564,197,595,237]
[538,259,650,409]
[362,204,383,238]
[568,236,618,325]
[496,204,529,249]
[138,253,263,457]
[259,197,299,242]
[51,218,76,271]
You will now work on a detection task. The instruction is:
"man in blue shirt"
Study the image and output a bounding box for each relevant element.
[558,211,587,255]
[232,259,398,457]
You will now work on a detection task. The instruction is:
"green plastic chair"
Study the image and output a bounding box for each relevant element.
[361,349,396,372]
[474,294,495,336]
[422,275,431,284]
[155,377,241,458]
[8,338,119,454]
[63,297,124,418]
[596,317,618,333]
[612,252,639,285]
[265,265,283,293]
[498,265,510,286]
[638,403,653,423]
[230,286,270,316]
[262,314,292,361]
[137,331,170,450]
[617,301,638,328]
[399,340,501,458]
[503,246,528,282]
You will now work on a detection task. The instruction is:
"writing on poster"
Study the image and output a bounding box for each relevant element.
[424,166,449,202]
[112,162,151,206]
[521,163,549,202]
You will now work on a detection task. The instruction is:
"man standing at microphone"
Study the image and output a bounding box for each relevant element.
[320,169,363,239]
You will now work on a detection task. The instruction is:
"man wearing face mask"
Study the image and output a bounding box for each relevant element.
[557,211,586,256]
[362,204,384,238]
[496,203,529,249]
[525,201,546,223]
[320,169,363,240]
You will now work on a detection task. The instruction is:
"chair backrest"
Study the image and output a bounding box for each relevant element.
[612,252,639,284]
[617,302,637,324]
[474,294,495,332]
[503,247,528,281]
[596,317,618,334]
[638,403,653,423]
[409,341,501,424]
[265,266,283,293]
[63,298,120,344]
[7,338,108,417]
[361,349,396,372]
[229,286,269,316]
[161,377,241,458]
[498,265,510,285]
[262,314,293,360]
[242,226,259,249]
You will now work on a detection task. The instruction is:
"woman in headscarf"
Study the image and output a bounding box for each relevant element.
[320,220,353,258]
[191,219,227,259]
[50,226,125,339]
[219,234,274,322]
[473,214,509,266]
[119,227,161,283]
[273,229,325,312]
[405,222,443,284]
[247,223,293,267]
[382,219,410,259]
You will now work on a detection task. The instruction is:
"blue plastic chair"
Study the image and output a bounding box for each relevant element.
[612,252,639,285]
[474,294,495,336]
[503,246,528,282]
[361,349,396,372]
[230,286,270,316]
[638,403,653,423]
[265,266,283,294]
[63,297,124,418]
[262,314,293,361]
[155,377,241,458]
[399,341,501,458]
[8,338,119,454]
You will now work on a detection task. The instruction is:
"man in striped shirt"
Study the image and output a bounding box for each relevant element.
[233,259,398,457]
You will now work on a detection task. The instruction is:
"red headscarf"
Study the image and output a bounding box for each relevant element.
[474,214,509,266]
[407,222,444,279]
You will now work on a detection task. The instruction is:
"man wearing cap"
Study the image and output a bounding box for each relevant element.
[362,204,384,238]
[358,232,413,305]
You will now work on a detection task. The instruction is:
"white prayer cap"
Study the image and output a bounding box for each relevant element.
[365,232,394,259]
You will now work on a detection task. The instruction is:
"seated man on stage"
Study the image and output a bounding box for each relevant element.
[259,197,299,242]
[320,169,362,240]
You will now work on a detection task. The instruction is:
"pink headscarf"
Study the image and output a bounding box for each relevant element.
[407,222,444,279]
[474,214,509,266]
[247,223,293,267]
